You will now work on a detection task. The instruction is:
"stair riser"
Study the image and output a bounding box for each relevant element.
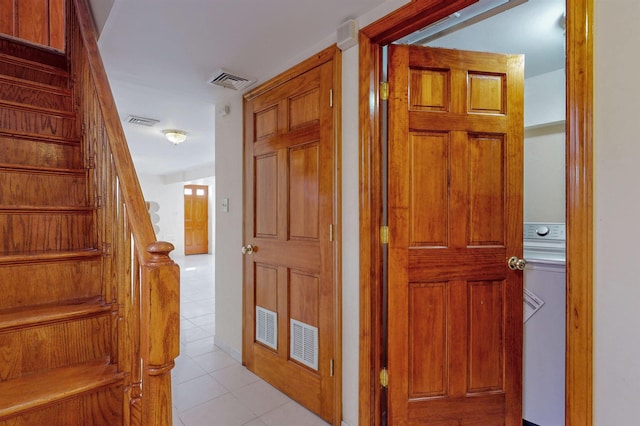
[0,135,82,169]
[0,383,122,425]
[0,60,68,88]
[0,171,87,206]
[0,315,111,382]
[0,81,72,111]
[0,106,76,139]
[0,258,102,308]
[0,213,95,254]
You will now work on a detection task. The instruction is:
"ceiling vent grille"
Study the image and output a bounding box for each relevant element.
[126,115,159,127]
[207,68,255,91]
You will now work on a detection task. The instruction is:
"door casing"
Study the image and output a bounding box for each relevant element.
[358,0,593,424]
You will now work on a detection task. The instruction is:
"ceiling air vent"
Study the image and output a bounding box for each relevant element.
[126,115,159,127]
[207,68,255,91]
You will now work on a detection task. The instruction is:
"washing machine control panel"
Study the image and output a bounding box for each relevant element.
[524,223,565,241]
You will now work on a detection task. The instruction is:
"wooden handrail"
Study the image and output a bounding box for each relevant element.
[68,1,180,424]
[72,0,157,264]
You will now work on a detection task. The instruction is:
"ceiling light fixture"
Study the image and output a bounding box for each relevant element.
[163,129,187,145]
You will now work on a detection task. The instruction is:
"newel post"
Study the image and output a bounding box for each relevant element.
[140,241,180,425]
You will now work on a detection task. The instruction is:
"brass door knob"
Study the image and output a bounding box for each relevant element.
[507,256,526,271]
[241,245,255,255]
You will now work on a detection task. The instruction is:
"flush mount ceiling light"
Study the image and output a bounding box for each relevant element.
[163,129,187,145]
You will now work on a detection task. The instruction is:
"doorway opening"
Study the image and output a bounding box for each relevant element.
[358,0,592,424]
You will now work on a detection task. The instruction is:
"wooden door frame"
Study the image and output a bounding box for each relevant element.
[357,0,593,425]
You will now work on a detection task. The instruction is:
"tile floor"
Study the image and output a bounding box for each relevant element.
[172,254,329,426]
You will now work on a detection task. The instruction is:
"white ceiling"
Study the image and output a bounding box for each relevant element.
[94,0,565,178]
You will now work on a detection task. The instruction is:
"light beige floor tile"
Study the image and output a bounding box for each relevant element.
[211,364,261,391]
[179,393,257,426]
[259,401,329,426]
[182,336,218,358]
[172,355,207,384]
[242,419,266,426]
[192,349,237,372]
[182,326,215,343]
[232,380,290,417]
[174,375,228,412]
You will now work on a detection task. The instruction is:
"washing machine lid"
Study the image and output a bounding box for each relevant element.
[523,222,566,264]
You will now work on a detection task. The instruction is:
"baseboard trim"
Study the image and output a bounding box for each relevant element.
[213,335,242,362]
[523,420,540,426]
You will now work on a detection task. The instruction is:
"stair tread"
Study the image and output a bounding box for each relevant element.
[0,51,68,77]
[0,358,123,420]
[0,249,101,264]
[0,205,95,212]
[0,297,110,333]
[0,98,75,117]
[0,74,71,95]
[0,162,85,175]
[0,129,80,145]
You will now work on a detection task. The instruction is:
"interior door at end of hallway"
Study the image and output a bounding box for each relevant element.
[387,44,525,426]
[184,184,209,255]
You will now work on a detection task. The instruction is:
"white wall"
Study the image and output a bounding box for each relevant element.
[524,123,566,222]
[214,96,244,359]
[594,1,640,423]
[525,69,565,128]
[341,44,360,426]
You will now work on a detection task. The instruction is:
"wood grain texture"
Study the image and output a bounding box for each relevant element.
[0,358,123,421]
[0,78,71,110]
[565,0,593,424]
[357,31,384,426]
[0,170,86,206]
[0,134,81,169]
[0,0,65,51]
[0,208,94,253]
[243,45,341,425]
[0,257,101,307]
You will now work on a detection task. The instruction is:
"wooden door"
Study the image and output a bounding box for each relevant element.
[184,184,208,255]
[387,45,524,425]
[243,48,340,424]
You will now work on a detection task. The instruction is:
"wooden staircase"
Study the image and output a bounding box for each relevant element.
[0,1,179,425]
[0,37,125,424]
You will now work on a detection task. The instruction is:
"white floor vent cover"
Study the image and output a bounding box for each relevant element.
[290,319,318,370]
[256,306,277,350]
[523,287,545,323]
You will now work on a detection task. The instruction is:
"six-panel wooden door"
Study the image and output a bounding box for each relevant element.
[387,44,525,425]
[242,48,340,424]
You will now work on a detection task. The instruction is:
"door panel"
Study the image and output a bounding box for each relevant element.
[387,45,524,425]
[243,51,339,424]
[184,185,208,255]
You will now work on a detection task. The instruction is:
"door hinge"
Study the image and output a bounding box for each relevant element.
[380,225,389,244]
[329,224,334,242]
[330,89,333,108]
[330,359,335,377]
[380,82,389,101]
[380,368,388,388]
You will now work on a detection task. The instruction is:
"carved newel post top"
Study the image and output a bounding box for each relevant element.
[146,241,175,265]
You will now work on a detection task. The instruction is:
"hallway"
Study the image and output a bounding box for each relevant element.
[171,254,329,426]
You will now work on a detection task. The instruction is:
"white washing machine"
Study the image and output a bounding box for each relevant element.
[523,223,566,426]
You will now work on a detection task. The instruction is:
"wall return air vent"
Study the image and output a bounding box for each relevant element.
[207,68,255,91]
